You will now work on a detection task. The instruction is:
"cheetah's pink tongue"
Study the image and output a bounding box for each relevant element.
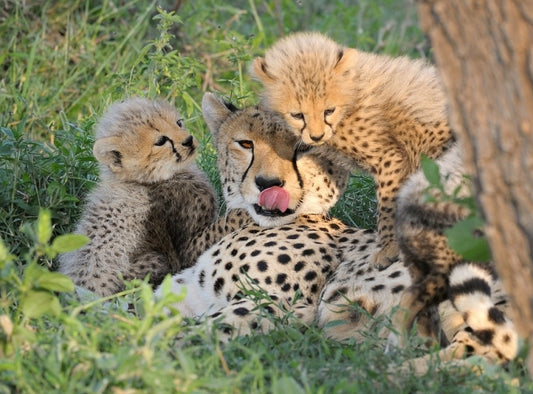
[259,186,289,212]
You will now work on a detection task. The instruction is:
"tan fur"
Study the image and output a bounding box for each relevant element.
[156,93,353,339]
[58,98,217,296]
[251,32,454,268]
[153,96,517,371]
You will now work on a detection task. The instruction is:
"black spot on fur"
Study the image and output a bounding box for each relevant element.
[233,307,249,316]
[214,277,225,295]
[276,273,287,284]
[488,307,506,325]
[449,277,491,301]
[302,249,315,256]
[277,254,291,264]
[392,285,405,294]
[475,329,495,345]
[304,271,317,281]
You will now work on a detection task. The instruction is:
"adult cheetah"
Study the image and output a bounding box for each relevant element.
[155,94,518,372]
[156,92,355,338]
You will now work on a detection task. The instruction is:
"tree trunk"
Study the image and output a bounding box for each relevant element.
[417,0,533,375]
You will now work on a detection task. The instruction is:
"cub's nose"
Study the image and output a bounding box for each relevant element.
[182,135,194,147]
[309,132,325,142]
[255,176,284,192]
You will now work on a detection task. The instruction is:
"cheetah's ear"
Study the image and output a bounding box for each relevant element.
[201,92,238,137]
[333,48,357,74]
[93,136,124,172]
[250,57,275,83]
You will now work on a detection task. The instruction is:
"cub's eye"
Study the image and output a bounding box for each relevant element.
[237,140,253,149]
[176,118,184,128]
[155,136,169,146]
[290,112,304,120]
[324,108,336,117]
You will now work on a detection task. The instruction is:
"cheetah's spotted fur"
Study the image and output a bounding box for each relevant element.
[58,98,217,296]
[157,93,353,337]
[156,95,518,369]
[251,32,455,269]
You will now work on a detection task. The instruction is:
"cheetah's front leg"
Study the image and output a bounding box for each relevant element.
[370,152,410,269]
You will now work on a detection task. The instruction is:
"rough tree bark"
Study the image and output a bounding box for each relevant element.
[417,0,533,375]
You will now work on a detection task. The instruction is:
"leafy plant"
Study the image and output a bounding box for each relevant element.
[420,154,492,262]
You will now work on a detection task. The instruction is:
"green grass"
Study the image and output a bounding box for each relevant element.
[0,0,531,392]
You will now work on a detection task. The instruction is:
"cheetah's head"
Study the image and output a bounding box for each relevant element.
[202,92,350,227]
[250,32,358,145]
[93,97,197,183]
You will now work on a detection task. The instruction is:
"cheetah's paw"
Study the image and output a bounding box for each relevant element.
[370,243,399,270]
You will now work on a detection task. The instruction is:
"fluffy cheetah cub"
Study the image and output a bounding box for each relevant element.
[156,93,352,339]
[59,98,217,296]
[251,32,454,268]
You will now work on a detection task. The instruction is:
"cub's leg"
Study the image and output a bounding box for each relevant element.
[370,146,413,269]
[390,230,462,347]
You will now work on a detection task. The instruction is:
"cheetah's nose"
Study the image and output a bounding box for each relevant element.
[182,135,194,147]
[255,176,284,192]
[310,133,325,142]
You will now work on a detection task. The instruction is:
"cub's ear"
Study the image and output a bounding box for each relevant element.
[93,136,124,172]
[201,92,239,137]
[250,57,275,83]
[334,47,357,74]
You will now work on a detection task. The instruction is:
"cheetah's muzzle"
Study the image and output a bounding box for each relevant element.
[253,204,294,217]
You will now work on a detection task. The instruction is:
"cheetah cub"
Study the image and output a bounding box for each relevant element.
[58,98,217,296]
[251,32,454,268]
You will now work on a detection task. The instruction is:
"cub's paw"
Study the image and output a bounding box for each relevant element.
[370,243,399,270]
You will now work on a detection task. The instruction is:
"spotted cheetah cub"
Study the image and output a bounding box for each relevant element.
[251,32,454,268]
[58,98,217,296]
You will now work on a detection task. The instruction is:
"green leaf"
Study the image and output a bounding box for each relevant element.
[421,154,441,188]
[272,376,305,394]
[36,209,53,244]
[0,238,14,268]
[445,216,491,262]
[20,290,61,319]
[35,271,74,292]
[51,234,89,253]
[23,263,74,292]
[323,319,348,329]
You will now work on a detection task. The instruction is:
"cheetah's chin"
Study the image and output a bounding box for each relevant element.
[253,204,294,217]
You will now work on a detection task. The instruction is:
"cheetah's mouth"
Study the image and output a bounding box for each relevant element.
[253,204,295,217]
[254,186,293,217]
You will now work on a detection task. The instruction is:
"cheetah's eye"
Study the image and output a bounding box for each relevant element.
[176,118,184,128]
[237,140,253,149]
[155,136,170,146]
[290,112,304,121]
[324,108,336,117]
